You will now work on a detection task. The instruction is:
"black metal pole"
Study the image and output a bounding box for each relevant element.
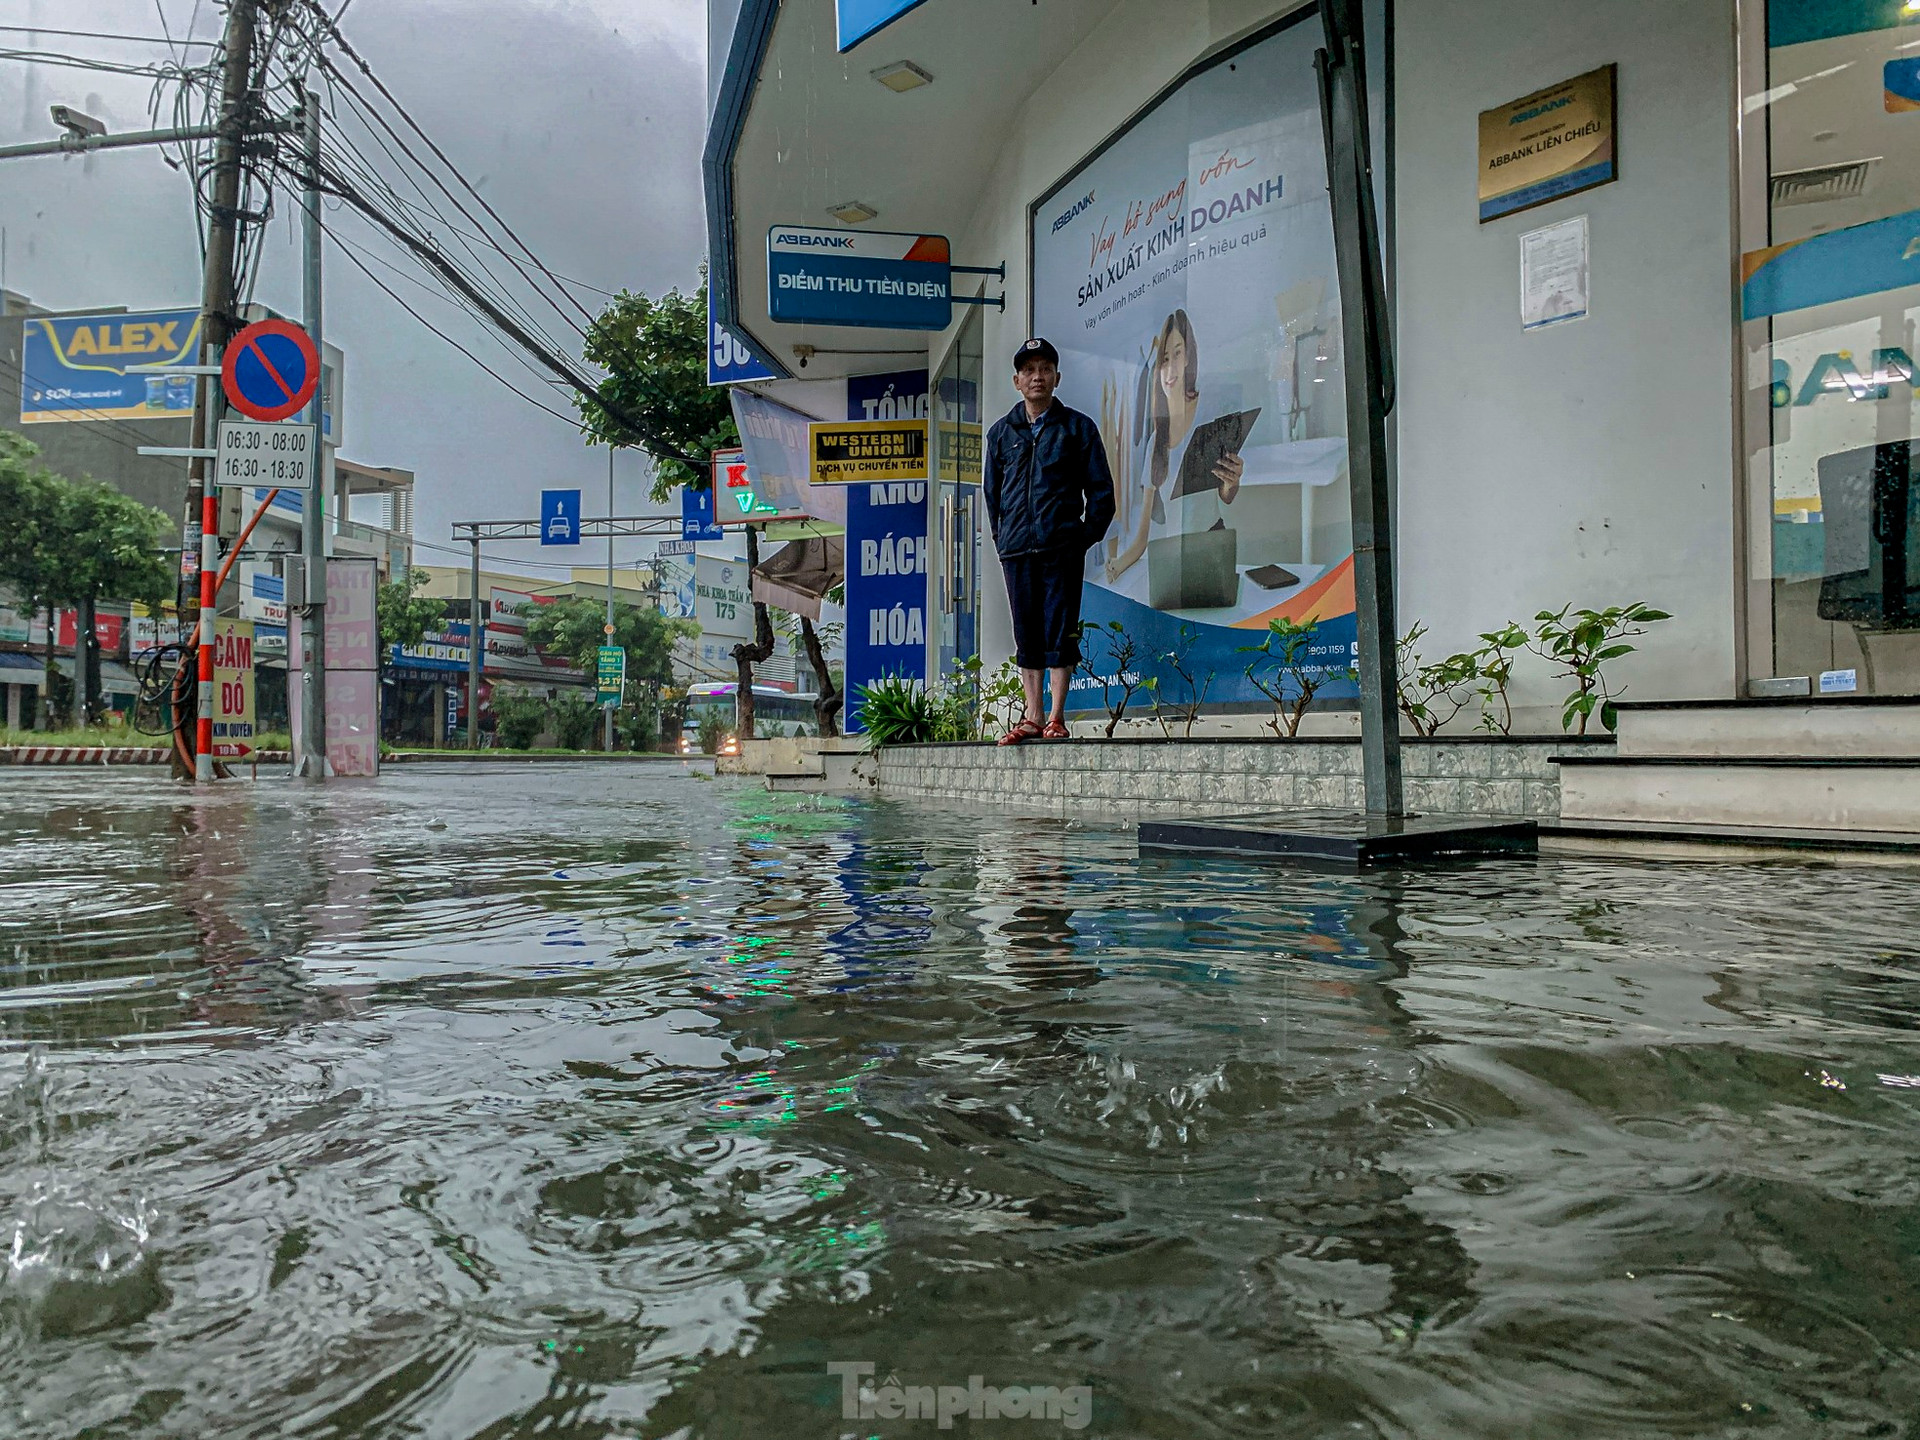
[1316,0,1404,818]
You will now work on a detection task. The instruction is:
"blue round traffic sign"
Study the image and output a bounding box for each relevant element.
[222,319,320,423]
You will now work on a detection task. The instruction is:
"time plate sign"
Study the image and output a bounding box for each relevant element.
[216,420,316,489]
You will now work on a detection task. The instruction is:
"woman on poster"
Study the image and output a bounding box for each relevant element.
[1101,308,1245,585]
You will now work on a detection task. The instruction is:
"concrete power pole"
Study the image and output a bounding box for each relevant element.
[605,446,616,752]
[183,0,259,782]
[298,88,329,779]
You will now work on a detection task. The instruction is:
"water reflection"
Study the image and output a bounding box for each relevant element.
[0,766,1917,1438]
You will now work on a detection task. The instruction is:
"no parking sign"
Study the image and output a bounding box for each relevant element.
[222,319,320,423]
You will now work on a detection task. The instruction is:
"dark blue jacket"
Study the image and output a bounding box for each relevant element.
[982,400,1116,560]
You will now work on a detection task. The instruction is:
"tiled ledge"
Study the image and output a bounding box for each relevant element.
[869,737,1615,819]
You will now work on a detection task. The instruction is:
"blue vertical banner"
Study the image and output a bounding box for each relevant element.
[843,370,930,733]
[540,489,581,545]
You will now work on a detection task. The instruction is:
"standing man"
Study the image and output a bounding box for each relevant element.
[983,338,1116,744]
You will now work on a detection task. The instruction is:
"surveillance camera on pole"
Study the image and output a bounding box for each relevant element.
[50,106,107,141]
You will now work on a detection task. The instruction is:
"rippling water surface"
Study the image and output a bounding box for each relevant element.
[1,763,1917,1438]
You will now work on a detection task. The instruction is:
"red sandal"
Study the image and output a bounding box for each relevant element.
[998,718,1044,746]
[1041,720,1070,740]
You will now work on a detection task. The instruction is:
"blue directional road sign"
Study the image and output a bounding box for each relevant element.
[540,488,581,546]
[682,483,726,541]
[768,225,951,330]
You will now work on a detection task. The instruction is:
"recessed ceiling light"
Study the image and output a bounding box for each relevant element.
[827,200,878,224]
[871,60,933,93]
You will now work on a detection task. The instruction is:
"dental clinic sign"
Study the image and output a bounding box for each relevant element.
[768,226,951,330]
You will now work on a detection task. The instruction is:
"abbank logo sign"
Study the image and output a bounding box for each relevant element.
[835,0,931,53]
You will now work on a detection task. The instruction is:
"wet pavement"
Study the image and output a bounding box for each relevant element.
[1,762,1917,1438]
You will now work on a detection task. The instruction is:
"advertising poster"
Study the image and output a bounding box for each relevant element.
[729,389,850,528]
[211,618,256,760]
[1031,20,1357,712]
[693,555,752,680]
[843,371,930,733]
[326,557,379,777]
[19,309,202,423]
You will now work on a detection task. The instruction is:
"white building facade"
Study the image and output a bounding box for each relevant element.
[707,0,1920,728]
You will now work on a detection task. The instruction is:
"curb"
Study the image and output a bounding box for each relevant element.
[384,751,697,764]
[0,747,294,767]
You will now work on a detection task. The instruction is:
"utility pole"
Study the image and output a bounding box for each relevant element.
[605,447,616,752]
[298,87,329,779]
[184,0,259,782]
[468,536,482,749]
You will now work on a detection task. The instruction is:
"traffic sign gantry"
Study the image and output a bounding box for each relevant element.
[222,319,320,423]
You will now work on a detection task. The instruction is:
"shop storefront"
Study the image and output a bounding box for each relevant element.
[709,0,1854,729]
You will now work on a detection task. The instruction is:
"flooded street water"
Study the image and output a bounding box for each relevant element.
[1,762,1916,1438]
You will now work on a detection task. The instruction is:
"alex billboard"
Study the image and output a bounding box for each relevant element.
[19,308,202,424]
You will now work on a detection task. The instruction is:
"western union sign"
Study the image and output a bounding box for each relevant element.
[809,418,929,485]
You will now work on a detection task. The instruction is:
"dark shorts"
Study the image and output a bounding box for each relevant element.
[1002,549,1085,670]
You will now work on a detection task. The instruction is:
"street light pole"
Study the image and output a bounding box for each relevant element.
[605,447,616,752]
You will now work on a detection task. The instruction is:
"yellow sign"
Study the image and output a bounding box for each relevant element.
[211,617,256,759]
[809,418,929,485]
[935,420,983,483]
[1478,64,1616,223]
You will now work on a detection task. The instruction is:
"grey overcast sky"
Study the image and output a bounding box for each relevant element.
[0,0,707,580]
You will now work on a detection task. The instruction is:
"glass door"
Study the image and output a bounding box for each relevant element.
[1742,3,1920,695]
[929,303,984,681]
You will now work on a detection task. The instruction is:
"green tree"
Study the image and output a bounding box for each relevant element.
[524,594,696,749]
[2,434,170,724]
[54,480,174,723]
[524,595,693,684]
[377,569,447,666]
[575,281,738,500]
[0,432,71,722]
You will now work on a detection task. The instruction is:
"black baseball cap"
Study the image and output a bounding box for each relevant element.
[1012,337,1059,370]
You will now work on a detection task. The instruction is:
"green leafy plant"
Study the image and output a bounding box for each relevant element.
[550,691,601,750]
[855,674,941,747]
[1239,615,1350,737]
[697,709,730,755]
[974,656,1027,737]
[1396,623,1481,737]
[1529,602,1670,734]
[1152,625,1214,738]
[492,691,548,750]
[1473,623,1529,734]
[1077,621,1154,738]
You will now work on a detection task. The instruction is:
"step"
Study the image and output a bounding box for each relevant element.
[1556,755,1920,832]
[1544,817,1920,858]
[1612,696,1920,759]
[766,770,825,793]
[764,751,875,795]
